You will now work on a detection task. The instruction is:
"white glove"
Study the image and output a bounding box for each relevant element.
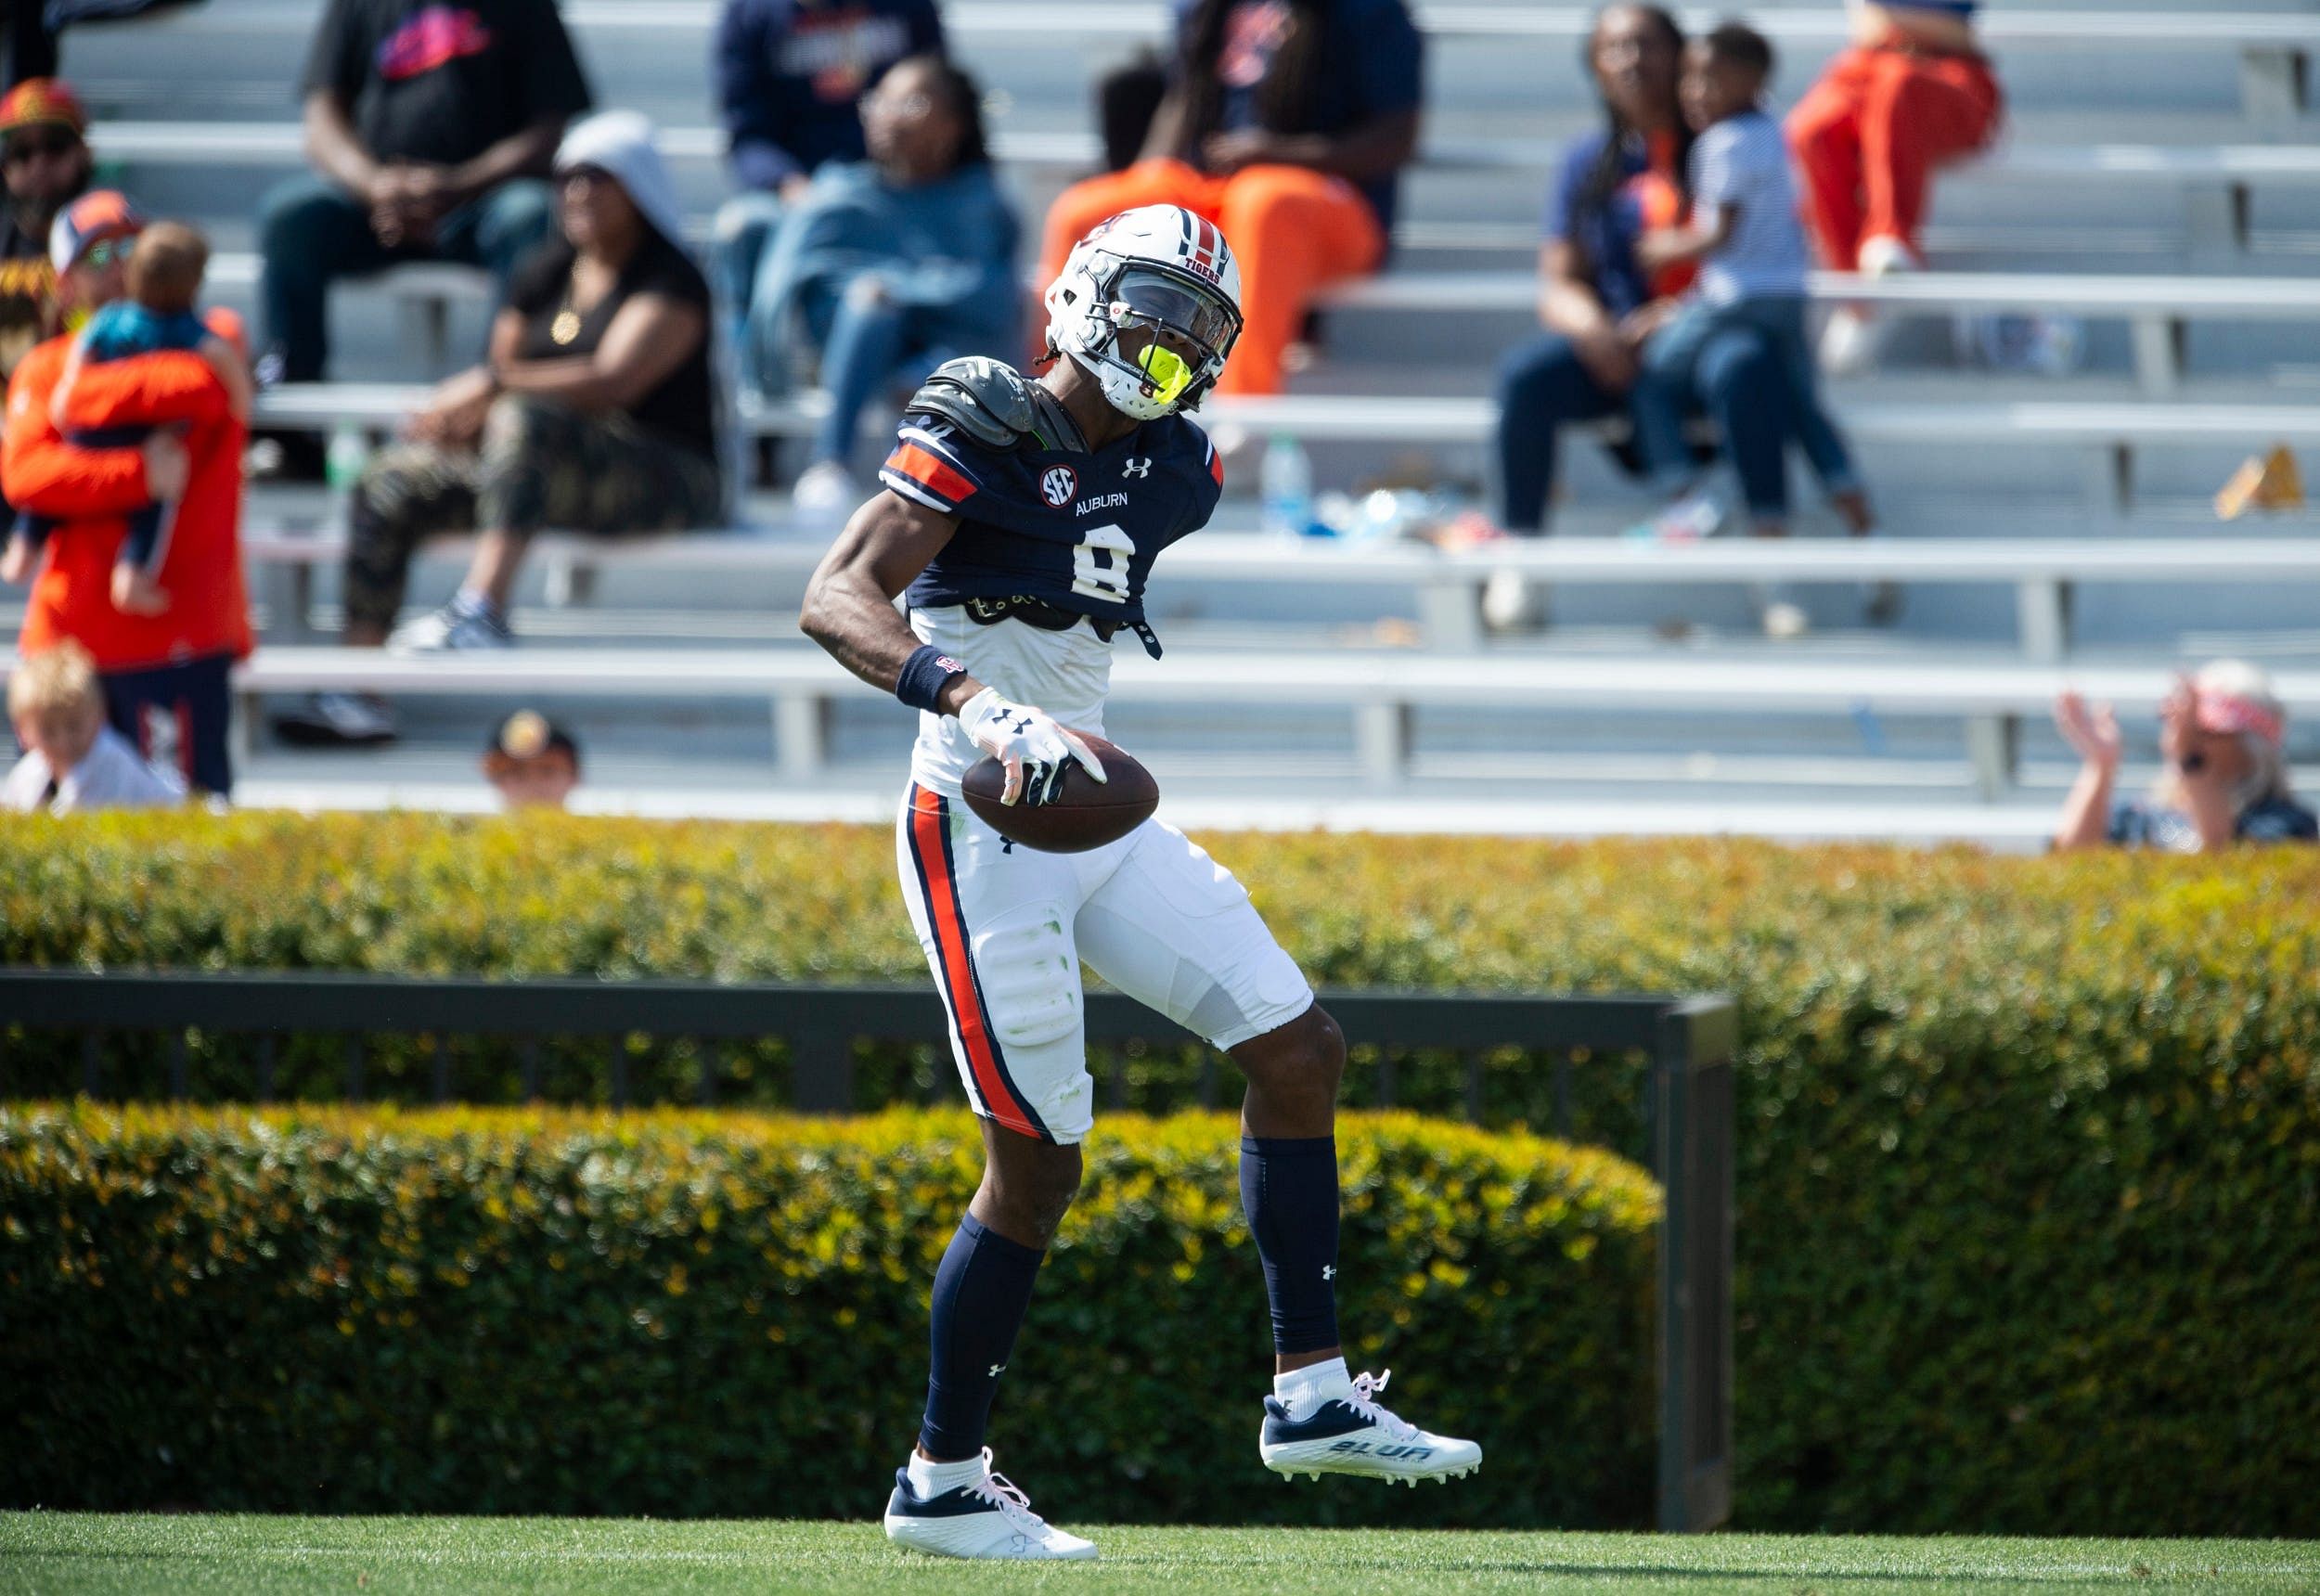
[956,687,1105,807]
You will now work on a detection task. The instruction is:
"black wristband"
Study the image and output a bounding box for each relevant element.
[896,644,968,713]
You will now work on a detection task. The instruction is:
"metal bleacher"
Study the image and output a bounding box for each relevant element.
[32,0,2320,843]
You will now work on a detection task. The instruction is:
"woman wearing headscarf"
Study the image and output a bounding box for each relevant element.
[2054,661,2316,853]
[276,109,725,746]
[1035,0,1423,397]
[746,55,1019,519]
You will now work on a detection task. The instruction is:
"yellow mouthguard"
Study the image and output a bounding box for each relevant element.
[1138,343,1193,405]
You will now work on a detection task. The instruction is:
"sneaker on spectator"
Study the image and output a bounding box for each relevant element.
[1481,567,1548,634]
[1821,236,1914,378]
[245,430,328,483]
[273,690,397,747]
[389,594,513,654]
[790,460,859,526]
[1761,600,1810,640]
[1624,490,1724,545]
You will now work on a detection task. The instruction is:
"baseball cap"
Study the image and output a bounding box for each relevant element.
[49,189,144,277]
[484,709,581,770]
[0,78,87,141]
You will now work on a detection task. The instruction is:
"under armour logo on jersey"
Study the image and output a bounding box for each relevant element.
[989,1364,1006,1377]
[1039,465,1079,508]
[1322,1265,1336,1281]
[1123,457,1153,479]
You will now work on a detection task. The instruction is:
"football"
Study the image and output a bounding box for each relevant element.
[960,732,1159,852]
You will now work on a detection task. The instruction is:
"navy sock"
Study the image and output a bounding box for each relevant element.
[918,1213,1046,1461]
[1239,1135,1341,1355]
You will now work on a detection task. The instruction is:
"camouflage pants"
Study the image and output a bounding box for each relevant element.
[344,393,723,632]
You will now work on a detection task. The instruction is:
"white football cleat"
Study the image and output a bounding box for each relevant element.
[1258,1368,1483,1486]
[883,1448,1099,1561]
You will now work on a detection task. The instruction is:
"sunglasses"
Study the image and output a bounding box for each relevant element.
[4,130,79,165]
[78,237,134,271]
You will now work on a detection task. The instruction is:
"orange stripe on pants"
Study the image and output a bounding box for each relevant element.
[909,786,1045,1140]
[1785,46,2002,271]
[1038,158,1386,396]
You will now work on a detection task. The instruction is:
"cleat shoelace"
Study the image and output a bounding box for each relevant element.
[963,1450,1049,1529]
[1344,1370,1421,1443]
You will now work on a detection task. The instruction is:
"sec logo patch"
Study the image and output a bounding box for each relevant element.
[1040,465,1079,508]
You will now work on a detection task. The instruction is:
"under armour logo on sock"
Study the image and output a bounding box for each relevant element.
[989,1363,1006,1377]
[1321,1265,1335,1281]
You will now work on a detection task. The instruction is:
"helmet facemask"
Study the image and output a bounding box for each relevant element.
[1051,257,1243,421]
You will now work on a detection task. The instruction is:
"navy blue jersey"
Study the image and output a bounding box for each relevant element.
[883,408,1225,627]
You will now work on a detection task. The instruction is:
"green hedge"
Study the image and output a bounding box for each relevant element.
[2,814,2318,1535]
[0,1104,1658,1525]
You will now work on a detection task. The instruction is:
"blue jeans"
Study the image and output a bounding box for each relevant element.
[805,284,991,468]
[256,174,556,382]
[1632,294,1858,501]
[1494,325,1794,532]
[711,189,790,365]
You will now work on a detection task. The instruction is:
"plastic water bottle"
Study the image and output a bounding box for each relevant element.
[1258,433,1312,539]
[325,422,368,530]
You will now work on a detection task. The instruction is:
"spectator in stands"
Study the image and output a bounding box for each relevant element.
[1787,0,2002,374]
[274,111,723,747]
[3,193,251,798]
[483,707,580,809]
[1038,0,1423,397]
[712,0,944,351]
[1628,23,1870,545]
[4,639,184,812]
[2,0,58,94]
[0,78,88,386]
[4,222,254,615]
[2054,662,2317,854]
[750,56,1018,517]
[253,0,595,468]
[1491,11,1798,564]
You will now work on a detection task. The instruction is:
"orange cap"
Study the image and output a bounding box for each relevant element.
[0,78,87,139]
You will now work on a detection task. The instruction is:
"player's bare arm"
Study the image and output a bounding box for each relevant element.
[800,487,980,712]
[801,485,1103,806]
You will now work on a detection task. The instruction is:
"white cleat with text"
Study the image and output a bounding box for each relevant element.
[1259,1369,1482,1486]
[883,1448,1099,1561]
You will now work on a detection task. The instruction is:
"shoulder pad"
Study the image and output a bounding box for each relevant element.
[905,356,1040,451]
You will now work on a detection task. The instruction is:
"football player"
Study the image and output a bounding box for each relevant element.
[800,205,1480,1563]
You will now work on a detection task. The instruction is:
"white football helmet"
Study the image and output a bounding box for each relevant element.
[1042,204,1244,421]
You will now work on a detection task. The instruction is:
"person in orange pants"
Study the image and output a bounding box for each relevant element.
[1782,1,2004,266]
[1785,2,2000,367]
[1039,0,1423,396]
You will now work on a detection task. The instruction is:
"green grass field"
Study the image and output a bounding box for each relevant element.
[4,1514,2315,1595]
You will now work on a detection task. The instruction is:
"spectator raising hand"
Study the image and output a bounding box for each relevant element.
[2054,663,2318,855]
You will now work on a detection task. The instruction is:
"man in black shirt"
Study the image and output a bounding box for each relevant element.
[254,0,594,400]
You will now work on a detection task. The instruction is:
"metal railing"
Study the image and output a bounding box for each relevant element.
[0,967,1735,1531]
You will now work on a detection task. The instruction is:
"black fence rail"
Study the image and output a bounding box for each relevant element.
[0,968,1735,1532]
